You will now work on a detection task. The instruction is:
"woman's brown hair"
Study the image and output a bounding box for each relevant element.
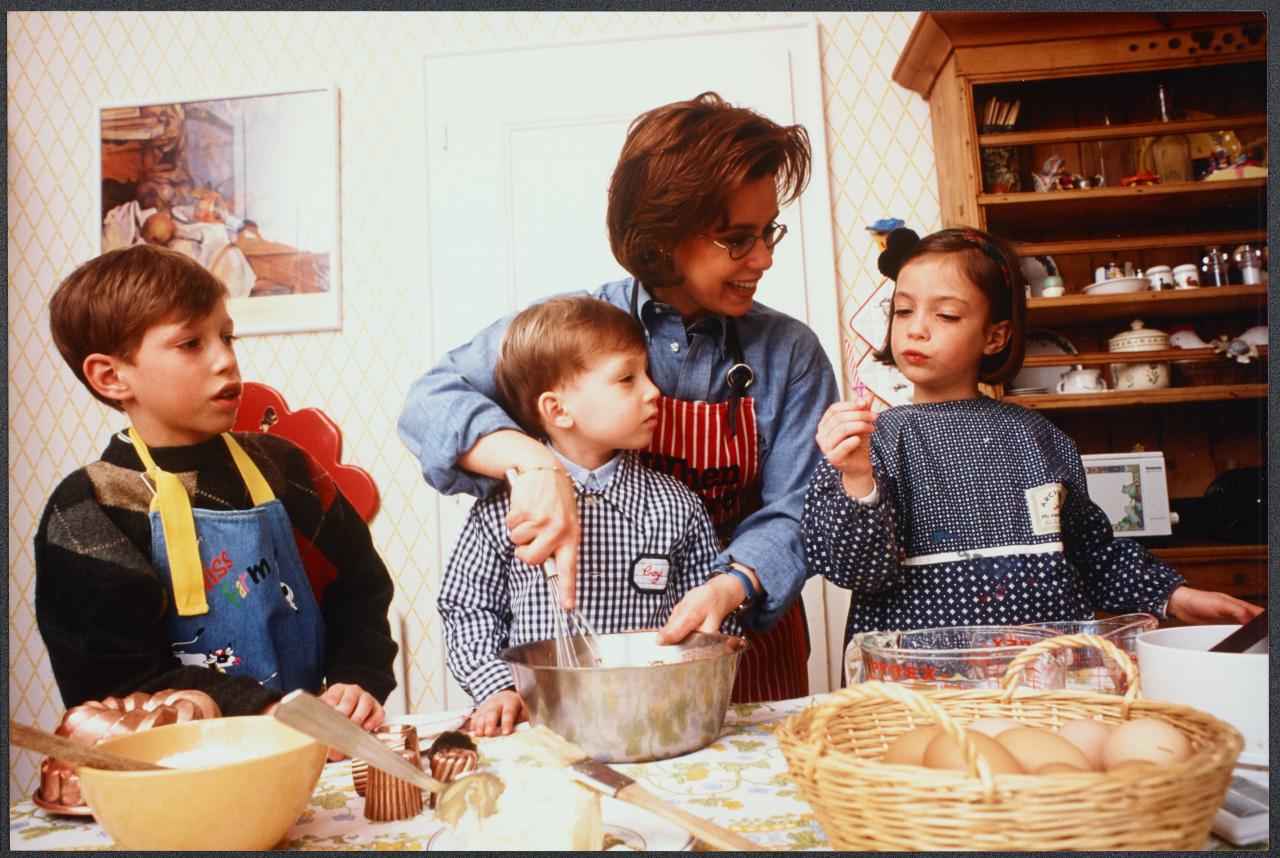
[49,244,229,410]
[872,226,1027,385]
[494,295,649,439]
[606,92,811,289]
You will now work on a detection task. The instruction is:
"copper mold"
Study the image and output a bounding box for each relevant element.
[363,747,424,821]
[34,689,221,815]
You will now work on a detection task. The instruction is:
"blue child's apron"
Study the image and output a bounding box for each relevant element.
[129,429,325,693]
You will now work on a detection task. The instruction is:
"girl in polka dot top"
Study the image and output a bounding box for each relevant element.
[802,226,1262,646]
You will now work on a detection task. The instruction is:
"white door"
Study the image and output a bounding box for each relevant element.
[422,22,845,707]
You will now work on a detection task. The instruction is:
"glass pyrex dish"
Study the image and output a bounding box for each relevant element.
[844,625,1067,692]
[1012,613,1157,694]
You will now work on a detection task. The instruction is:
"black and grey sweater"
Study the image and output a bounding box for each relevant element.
[35,431,398,715]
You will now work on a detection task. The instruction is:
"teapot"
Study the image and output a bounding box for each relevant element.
[1108,319,1171,390]
[1056,365,1107,394]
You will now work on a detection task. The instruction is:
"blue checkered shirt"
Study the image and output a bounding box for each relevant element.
[439,450,741,704]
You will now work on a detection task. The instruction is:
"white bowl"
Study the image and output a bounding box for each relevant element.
[1083,276,1149,295]
[1136,625,1268,765]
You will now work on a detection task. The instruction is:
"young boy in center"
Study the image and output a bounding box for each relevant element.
[37,244,398,744]
[439,295,739,736]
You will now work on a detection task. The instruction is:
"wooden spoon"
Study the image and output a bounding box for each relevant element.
[10,722,167,771]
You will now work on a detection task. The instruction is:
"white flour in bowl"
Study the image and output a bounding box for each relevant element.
[155,747,259,769]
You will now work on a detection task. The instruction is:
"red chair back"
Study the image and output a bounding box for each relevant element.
[232,382,379,522]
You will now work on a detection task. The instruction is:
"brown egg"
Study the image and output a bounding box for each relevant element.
[1055,718,1113,770]
[1035,761,1089,774]
[923,729,1025,775]
[996,726,1094,772]
[1101,718,1193,771]
[882,726,943,766]
[966,717,1024,738]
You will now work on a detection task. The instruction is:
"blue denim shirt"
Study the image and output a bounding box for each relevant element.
[398,278,839,629]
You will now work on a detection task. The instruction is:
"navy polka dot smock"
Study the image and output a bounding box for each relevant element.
[802,397,1183,647]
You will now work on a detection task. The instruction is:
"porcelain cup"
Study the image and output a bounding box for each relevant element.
[1172,263,1200,289]
[1145,264,1173,290]
[1056,367,1106,394]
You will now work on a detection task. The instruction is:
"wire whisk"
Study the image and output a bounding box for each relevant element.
[503,468,603,668]
[540,557,603,669]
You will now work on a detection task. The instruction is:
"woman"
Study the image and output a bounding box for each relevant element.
[398,92,839,702]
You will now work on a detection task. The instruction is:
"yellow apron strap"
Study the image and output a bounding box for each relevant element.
[221,433,275,506]
[127,428,208,617]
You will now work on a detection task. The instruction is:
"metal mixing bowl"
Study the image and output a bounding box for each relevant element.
[500,630,747,763]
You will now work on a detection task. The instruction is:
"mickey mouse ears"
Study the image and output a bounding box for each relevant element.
[876,227,920,279]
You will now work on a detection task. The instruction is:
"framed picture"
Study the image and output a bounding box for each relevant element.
[97,86,340,335]
[1081,451,1173,538]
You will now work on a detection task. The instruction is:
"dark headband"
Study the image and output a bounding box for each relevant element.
[877,226,1015,293]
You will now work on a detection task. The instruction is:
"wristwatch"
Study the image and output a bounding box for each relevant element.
[717,566,758,613]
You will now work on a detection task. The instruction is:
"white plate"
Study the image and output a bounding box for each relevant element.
[426,795,695,851]
[1010,329,1077,393]
[1005,386,1048,396]
[1083,276,1148,295]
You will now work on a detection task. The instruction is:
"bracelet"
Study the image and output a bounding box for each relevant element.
[505,464,572,483]
[501,463,573,491]
[718,566,758,611]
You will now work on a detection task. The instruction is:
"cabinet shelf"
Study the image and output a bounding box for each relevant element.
[1025,284,1267,326]
[1003,383,1266,410]
[900,10,1266,601]
[1016,229,1266,258]
[980,179,1265,239]
[1148,543,1267,602]
[1020,345,1267,368]
[978,113,1268,148]
[1147,542,1265,562]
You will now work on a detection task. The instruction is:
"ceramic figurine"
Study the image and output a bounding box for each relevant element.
[1032,155,1066,193]
[865,218,905,252]
[1211,336,1259,364]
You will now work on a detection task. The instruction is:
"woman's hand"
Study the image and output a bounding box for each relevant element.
[656,573,746,644]
[505,468,581,609]
[470,689,527,737]
[459,429,583,609]
[319,683,385,761]
[1166,586,1263,625]
[815,394,877,497]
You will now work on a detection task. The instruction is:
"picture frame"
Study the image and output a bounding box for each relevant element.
[96,86,341,335]
[1081,451,1173,538]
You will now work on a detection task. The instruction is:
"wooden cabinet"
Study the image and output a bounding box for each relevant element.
[894,12,1266,602]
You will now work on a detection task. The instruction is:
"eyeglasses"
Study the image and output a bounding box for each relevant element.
[700,221,788,260]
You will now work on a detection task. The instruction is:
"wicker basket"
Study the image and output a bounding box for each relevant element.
[1174,358,1264,387]
[776,634,1243,851]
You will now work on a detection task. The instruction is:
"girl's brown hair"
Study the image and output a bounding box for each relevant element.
[495,295,649,439]
[607,91,811,289]
[872,226,1027,385]
[49,244,229,410]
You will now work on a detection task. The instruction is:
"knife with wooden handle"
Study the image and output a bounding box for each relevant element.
[523,725,761,852]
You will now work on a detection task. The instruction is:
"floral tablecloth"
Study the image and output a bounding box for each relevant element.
[9,693,1265,851]
[9,696,829,851]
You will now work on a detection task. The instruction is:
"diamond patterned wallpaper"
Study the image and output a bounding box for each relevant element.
[7,10,938,796]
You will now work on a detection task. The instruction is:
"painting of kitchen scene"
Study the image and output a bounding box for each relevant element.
[99,88,338,331]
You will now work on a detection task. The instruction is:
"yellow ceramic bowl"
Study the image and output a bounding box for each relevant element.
[76,716,325,850]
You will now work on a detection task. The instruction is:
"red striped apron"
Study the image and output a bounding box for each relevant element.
[640,392,809,703]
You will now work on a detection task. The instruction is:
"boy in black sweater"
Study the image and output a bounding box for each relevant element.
[36,244,397,743]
